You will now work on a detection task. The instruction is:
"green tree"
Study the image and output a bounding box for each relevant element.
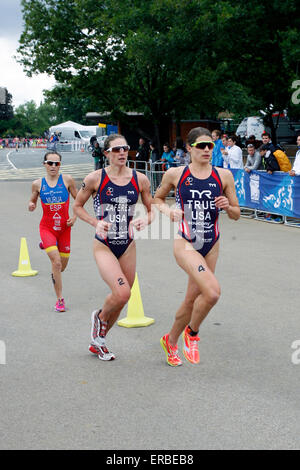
[17,0,300,145]
[44,85,95,124]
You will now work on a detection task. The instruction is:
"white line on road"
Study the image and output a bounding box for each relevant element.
[6,151,18,170]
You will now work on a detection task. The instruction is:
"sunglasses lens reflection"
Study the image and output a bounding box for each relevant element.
[193,142,214,150]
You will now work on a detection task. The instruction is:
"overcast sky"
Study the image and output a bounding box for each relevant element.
[0,0,56,108]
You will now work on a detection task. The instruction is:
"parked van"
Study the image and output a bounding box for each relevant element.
[49,121,104,144]
[236,115,297,145]
[236,116,265,142]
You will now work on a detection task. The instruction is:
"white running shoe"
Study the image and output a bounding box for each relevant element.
[89,337,115,361]
[90,310,114,360]
[91,309,107,342]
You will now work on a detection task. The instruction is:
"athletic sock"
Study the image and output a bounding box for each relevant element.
[187,325,199,337]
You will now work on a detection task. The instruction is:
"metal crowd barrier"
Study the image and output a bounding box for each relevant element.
[47,141,88,152]
[74,154,300,228]
[124,160,184,197]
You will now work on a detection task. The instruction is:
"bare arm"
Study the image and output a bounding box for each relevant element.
[64,174,78,200]
[73,173,99,228]
[131,172,155,230]
[153,167,183,221]
[216,169,240,220]
[63,174,79,226]
[28,179,41,211]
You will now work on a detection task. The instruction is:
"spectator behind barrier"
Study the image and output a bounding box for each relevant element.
[135,137,149,172]
[173,137,187,166]
[259,144,280,174]
[92,141,105,170]
[160,143,175,170]
[289,135,300,176]
[244,144,264,172]
[149,141,160,163]
[246,134,262,149]
[211,129,224,167]
[223,135,243,169]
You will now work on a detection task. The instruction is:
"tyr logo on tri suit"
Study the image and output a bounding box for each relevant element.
[93,168,140,259]
[176,166,223,256]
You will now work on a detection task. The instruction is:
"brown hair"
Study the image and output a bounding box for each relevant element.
[104,133,127,151]
[186,127,212,146]
[43,151,62,162]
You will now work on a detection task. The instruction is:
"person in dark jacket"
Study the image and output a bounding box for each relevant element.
[135,137,149,172]
[92,141,105,170]
[259,144,280,174]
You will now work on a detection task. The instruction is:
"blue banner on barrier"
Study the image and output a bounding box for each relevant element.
[230,169,300,218]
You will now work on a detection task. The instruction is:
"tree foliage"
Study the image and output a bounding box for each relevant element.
[17,0,300,143]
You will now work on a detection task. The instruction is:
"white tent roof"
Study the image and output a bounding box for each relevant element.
[49,120,86,131]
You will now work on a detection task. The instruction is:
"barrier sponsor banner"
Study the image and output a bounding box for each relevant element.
[231,169,300,217]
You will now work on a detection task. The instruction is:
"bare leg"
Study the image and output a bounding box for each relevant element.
[168,239,220,346]
[93,241,136,333]
[47,249,63,300]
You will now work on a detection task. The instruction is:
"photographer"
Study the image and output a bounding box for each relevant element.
[92,141,105,170]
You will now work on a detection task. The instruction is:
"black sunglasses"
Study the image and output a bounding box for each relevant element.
[45,161,61,166]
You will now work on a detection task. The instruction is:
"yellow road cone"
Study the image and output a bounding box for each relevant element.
[118,273,154,328]
[12,237,38,277]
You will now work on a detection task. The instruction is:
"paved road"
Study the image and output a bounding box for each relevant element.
[0,148,94,181]
[0,179,300,450]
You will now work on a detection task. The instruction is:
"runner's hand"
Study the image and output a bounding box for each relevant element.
[170,208,183,222]
[95,220,111,238]
[28,202,36,211]
[215,196,230,210]
[131,218,147,231]
[67,216,76,227]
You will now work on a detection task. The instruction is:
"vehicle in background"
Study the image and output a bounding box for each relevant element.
[236,115,299,146]
[49,121,105,145]
[87,135,108,153]
[236,116,265,144]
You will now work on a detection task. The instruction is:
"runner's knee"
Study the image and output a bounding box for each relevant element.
[113,286,131,307]
[52,258,62,272]
[202,285,221,307]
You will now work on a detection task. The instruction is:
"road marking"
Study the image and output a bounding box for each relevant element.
[6,151,18,170]
[0,163,94,181]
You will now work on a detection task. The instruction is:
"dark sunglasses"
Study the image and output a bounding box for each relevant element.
[45,160,61,166]
[191,141,215,150]
[106,145,130,153]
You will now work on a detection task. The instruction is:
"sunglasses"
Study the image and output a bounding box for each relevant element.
[106,145,130,153]
[191,141,215,150]
[45,161,61,166]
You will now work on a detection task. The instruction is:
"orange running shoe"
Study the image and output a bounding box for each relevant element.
[182,326,200,364]
[160,334,182,367]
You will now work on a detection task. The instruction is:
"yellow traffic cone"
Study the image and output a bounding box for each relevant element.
[117,273,154,328]
[12,237,38,277]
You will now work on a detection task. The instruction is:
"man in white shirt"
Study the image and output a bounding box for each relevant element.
[223,135,243,169]
[289,135,300,176]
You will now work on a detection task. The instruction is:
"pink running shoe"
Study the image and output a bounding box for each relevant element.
[55,298,66,312]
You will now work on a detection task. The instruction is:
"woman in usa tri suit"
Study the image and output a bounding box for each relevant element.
[154,127,240,367]
[73,134,153,361]
[28,152,78,312]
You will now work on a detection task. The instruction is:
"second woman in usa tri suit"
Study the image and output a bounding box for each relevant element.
[74,134,154,361]
[154,127,240,367]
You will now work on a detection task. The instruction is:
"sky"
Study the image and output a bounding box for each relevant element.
[0,0,56,108]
